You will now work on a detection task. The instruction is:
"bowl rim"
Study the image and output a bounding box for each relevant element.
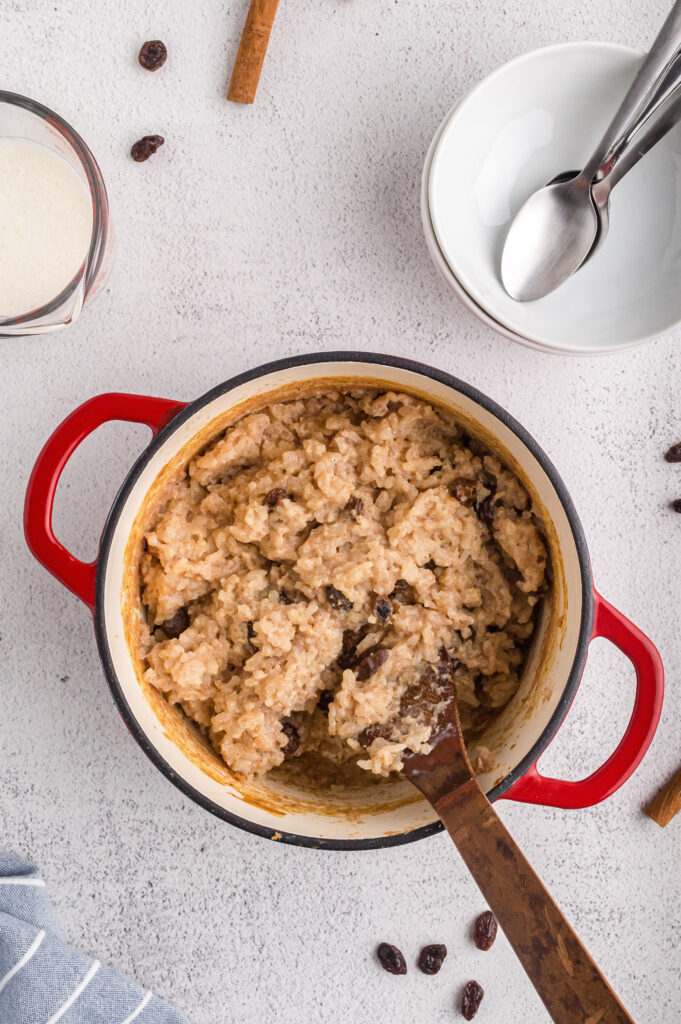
[93,352,594,850]
[425,40,679,355]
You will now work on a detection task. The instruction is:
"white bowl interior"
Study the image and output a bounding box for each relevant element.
[421,109,555,354]
[429,42,681,353]
[101,362,586,843]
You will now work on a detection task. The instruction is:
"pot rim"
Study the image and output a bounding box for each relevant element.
[93,351,594,850]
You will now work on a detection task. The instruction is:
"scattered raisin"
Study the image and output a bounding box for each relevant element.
[281,722,300,755]
[131,135,164,162]
[451,477,477,506]
[390,579,416,604]
[672,499,681,513]
[474,910,498,951]
[376,943,407,975]
[326,585,353,611]
[358,722,393,747]
[418,944,447,975]
[355,645,390,681]
[461,981,484,1020]
[423,559,437,571]
[317,690,334,714]
[138,39,167,71]
[264,487,288,507]
[374,597,392,623]
[159,607,189,638]
[346,496,364,516]
[665,442,681,462]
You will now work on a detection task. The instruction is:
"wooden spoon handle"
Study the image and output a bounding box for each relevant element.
[437,780,633,1023]
[227,0,280,104]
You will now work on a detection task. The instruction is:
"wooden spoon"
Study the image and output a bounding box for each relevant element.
[403,697,634,1023]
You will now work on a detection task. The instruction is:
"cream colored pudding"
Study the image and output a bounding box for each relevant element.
[137,389,548,779]
[0,138,92,316]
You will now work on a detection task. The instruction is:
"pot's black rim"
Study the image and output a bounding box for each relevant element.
[94,351,594,851]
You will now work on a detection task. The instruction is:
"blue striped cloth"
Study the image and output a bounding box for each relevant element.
[0,854,188,1023]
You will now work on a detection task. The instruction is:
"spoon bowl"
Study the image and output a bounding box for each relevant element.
[500,174,599,300]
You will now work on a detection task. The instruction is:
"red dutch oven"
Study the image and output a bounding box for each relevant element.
[24,353,664,848]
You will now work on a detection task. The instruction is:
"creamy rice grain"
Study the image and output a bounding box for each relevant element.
[139,390,548,778]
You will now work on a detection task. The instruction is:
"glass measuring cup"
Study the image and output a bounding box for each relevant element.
[0,91,113,337]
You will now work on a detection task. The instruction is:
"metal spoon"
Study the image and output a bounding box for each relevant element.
[501,0,681,302]
[550,72,681,269]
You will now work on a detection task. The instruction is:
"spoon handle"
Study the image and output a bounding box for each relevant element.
[435,780,633,1023]
[583,0,681,183]
[597,67,681,198]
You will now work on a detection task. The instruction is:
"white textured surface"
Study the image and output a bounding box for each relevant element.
[2,1,680,1021]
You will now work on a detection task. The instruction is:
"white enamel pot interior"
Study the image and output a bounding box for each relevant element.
[87,353,598,848]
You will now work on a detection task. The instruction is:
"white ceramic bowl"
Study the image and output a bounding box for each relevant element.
[421,103,552,353]
[426,42,681,354]
[24,355,664,847]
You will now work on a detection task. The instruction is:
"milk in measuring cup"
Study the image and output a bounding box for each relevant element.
[0,137,93,317]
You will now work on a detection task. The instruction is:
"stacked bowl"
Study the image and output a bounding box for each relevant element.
[422,42,681,354]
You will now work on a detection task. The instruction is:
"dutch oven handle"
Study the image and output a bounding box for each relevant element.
[24,393,187,611]
[504,591,664,809]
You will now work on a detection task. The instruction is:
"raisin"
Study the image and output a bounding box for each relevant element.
[326,585,353,611]
[475,493,498,524]
[346,496,364,516]
[390,579,416,604]
[264,487,288,507]
[376,943,407,975]
[451,477,477,506]
[138,39,167,71]
[374,597,392,623]
[281,722,300,755]
[672,499,681,513]
[423,559,437,571]
[355,645,390,681]
[400,653,456,719]
[337,625,371,669]
[317,689,334,714]
[461,981,484,1020]
[358,722,393,747]
[665,442,681,462]
[159,607,189,638]
[417,944,447,975]
[474,910,498,951]
[131,135,164,162]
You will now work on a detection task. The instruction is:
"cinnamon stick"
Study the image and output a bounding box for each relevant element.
[644,766,681,827]
[228,0,280,104]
